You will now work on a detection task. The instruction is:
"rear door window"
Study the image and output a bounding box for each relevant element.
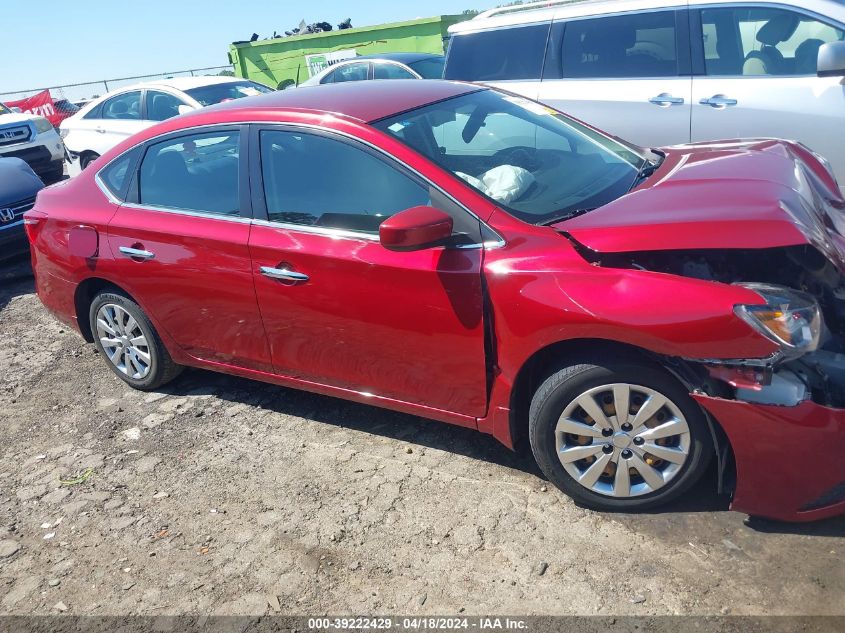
[322,62,370,84]
[409,57,445,79]
[698,7,845,76]
[444,23,552,81]
[562,11,680,78]
[145,90,187,122]
[138,131,240,216]
[373,63,417,79]
[101,91,142,120]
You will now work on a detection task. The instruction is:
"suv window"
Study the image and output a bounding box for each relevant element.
[444,23,551,81]
[323,62,370,84]
[139,131,240,215]
[700,7,845,76]
[145,90,187,122]
[259,130,431,233]
[101,91,142,120]
[373,62,417,79]
[562,11,679,78]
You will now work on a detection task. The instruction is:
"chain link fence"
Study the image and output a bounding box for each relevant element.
[0,66,234,106]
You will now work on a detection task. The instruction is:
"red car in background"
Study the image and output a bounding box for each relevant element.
[25,80,845,522]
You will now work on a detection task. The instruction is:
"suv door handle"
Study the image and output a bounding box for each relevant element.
[700,95,738,108]
[95,126,106,133]
[648,93,685,107]
[260,266,309,282]
[119,246,155,260]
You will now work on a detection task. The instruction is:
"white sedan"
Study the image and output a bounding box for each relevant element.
[297,53,445,87]
[60,76,272,175]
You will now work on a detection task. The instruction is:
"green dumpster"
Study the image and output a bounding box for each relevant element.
[229,15,468,89]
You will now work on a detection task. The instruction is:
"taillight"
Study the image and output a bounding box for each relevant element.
[23,209,47,243]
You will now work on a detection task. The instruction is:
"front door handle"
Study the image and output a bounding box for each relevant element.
[119,246,155,260]
[700,95,738,108]
[648,93,685,107]
[260,266,309,282]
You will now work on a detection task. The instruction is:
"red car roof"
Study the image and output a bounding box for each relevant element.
[207,79,482,123]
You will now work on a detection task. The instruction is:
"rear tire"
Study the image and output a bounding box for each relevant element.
[88,290,182,391]
[528,358,712,512]
[80,152,100,170]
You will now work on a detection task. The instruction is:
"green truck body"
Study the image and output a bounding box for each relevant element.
[228,15,467,89]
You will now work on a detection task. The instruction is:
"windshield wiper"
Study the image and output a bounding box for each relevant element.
[541,208,596,226]
[630,150,666,190]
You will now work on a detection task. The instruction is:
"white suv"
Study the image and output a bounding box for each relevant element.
[0,101,65,183]
[445,0,845,191]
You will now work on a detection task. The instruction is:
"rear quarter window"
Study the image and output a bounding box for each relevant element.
[98,148,140,200]
[445,23,551,81]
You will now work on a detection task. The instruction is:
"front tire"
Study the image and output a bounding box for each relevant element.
[89,291,182,390]
[529,358,712,512]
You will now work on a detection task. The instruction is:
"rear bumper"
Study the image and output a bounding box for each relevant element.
[694,394,845,522]
[32,263,79,333]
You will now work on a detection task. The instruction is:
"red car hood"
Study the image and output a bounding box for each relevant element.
[553,139,845,272]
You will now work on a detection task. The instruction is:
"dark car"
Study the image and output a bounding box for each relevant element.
[0,157,44,259]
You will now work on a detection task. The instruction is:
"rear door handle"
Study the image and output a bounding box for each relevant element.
[95,126,106,133]
[260,266,309,282]
[648,93,685,107]
[700,95,738,108]
[119,246,155,260]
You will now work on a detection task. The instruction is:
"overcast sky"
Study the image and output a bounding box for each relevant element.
[1,0,481,94]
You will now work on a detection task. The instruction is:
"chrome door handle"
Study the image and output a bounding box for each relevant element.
[260,266,309,282]
[700,95,738,108]
[648,93,685,107]
[119,246,155,260]
[96,126,106,133]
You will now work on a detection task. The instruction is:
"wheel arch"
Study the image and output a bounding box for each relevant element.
[74,277,137,343]
[506,337,735,492]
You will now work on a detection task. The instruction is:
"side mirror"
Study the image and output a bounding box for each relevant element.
[818,41,845,78]
[177,104,196,115]
[379,206,454,252]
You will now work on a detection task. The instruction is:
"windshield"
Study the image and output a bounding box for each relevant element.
[408,57,445,79]
[0,102,10,115]
[374,89,649,224]
[185,80,273,106]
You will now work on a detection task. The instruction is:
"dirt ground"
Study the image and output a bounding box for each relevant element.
[0,256,843,617]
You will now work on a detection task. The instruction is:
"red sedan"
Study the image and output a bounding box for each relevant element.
[25,80,845,522]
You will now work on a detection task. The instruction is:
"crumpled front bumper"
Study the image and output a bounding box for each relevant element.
[694,394,845,522]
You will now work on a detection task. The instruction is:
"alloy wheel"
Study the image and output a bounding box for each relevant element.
[554,383,691,498]
[95,303,152,380]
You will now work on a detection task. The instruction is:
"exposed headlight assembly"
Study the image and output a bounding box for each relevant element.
[734,283,821,355]
[32,117,54,135]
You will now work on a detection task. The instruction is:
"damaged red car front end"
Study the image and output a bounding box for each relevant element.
[695,395,845,522]
[553,138,845,521]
